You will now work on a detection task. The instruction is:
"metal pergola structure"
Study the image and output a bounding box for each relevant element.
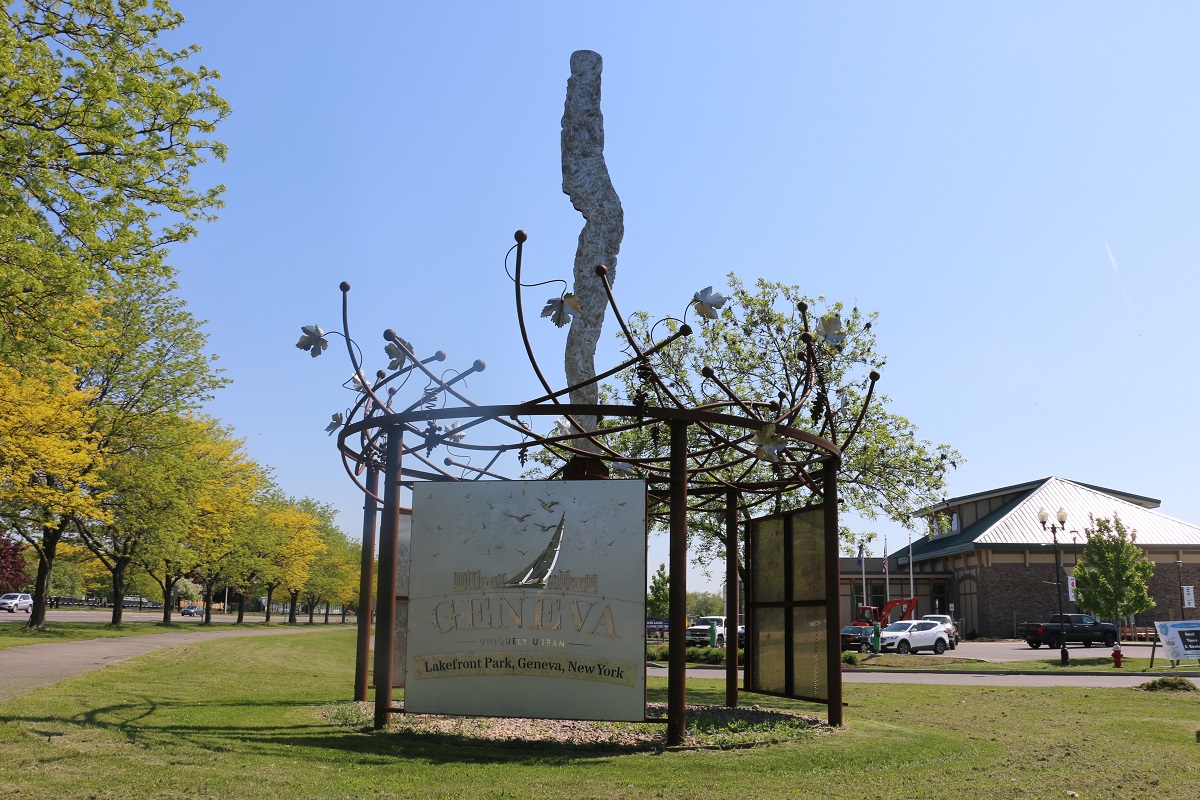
[308,231,879,745]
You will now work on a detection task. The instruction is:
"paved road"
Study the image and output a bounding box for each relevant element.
[0,620,349,704]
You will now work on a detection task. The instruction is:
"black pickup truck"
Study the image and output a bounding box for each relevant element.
[1018,613,1118,649]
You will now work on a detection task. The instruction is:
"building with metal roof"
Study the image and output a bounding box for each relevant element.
[883,477,1200,638]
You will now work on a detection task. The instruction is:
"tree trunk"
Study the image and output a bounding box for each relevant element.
[159,575,178,624]
[307,600,315,625]
[202,581,212,624]
[288,590,299,624]
[236,591,246,624]
[323,601,330,624]
[264,586,274,623]
[109,561,127,626]
[26,523,62,631]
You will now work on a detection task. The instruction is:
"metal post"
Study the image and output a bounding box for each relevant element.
[724,488,739,708]
[1053,529,1068,666]
[354,465,379,702]
[373,427,402,729]
[1177,560,1186,620]
[823,458,843,727]
[667,420,688,746]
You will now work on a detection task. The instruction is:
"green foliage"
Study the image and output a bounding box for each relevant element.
[0,0,228,356]
[842,651,861,666]
[686,590,723,617]
[646,563,670,618]
[595,274,962,565]
[1072,515,1156,627]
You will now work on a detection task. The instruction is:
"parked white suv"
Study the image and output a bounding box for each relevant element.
[0,593,32,613]
[879,619,949,654]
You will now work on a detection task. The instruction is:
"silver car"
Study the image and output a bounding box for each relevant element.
[0,593,32,613]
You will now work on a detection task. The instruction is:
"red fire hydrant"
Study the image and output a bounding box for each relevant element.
[1111,644,1123,668]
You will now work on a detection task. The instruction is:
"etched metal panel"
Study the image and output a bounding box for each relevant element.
[406,480,647,721]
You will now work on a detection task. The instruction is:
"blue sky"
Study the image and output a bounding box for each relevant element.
[165,3,1200,591]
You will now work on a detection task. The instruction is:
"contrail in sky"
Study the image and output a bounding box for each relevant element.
[1104,240,1132,309]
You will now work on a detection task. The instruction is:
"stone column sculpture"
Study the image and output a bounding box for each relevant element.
[561,50,624,455]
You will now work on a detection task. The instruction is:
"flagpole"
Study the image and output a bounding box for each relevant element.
[859,542,866,612]
[884,536,889,602]
[908,529,914,599]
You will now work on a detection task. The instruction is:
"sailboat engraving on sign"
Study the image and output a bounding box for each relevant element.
[506,513,565,587]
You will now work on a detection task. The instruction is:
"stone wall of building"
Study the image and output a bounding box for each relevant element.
[975,563,1066,639]
[968,560,1200,638]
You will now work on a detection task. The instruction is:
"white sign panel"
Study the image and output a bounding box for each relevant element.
[1067,576,1076,603]
[1153,620,1200,662]
[1184,585,1195,610]
[406,480,647,721]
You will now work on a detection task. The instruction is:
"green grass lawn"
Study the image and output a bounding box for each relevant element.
[0,620,351,651]
[849,652,1200,673]
[0,628,1197,799]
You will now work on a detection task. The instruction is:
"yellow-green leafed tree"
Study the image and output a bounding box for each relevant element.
[0,365,109,629]
[256,500,325,625]
[183,424,268,625]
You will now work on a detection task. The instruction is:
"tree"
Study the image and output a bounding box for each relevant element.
[44,275,227,628]
[255,498,324,624]
[686,591,723,617]
[0,533,30,593]
[1073,514,1155,634]
[79,414,225,625]
[0,0,228,357]
[646,563,670,618]
[0,363,110,628]
[600,275,961,569]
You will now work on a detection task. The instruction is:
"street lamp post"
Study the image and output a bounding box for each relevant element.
[1039,506,1071,666]
[1177,560,1186,620]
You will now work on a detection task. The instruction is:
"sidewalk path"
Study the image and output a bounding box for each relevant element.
[0,626,324,704]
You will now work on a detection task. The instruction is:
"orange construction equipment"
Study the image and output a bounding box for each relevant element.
[852,597,917,627]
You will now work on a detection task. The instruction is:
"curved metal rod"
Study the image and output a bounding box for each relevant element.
[510,231,562,404]
[835,370,881,454]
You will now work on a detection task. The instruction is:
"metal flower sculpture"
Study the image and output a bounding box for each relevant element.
[541,293,582,328]
[296,324,328,357]
[691,286,727,320]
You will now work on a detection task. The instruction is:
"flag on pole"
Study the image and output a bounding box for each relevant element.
[856,543,864,566]
[882,557,887,574]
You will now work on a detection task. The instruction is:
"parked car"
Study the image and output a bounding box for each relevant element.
[685,616,729,647]
[180,605,204,617]
[737,625,746,648]
[921,614,960,648]
[879,620,950,655]
[1018,613,1118,649]
[840,624,874,653]
[0,593,32,613]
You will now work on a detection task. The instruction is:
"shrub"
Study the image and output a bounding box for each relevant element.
[842,651,860,666]
[1139,677,1198,692]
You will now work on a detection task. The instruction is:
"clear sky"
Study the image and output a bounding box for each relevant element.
[164,2,1200,593]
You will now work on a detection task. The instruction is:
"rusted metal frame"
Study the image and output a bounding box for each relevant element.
[667,419,689,747]
[338,420,455,500]
[725,488,740,708]
[396,357,487,416]
[783,510,795,696]
[343,352,450,427]
[441,456,512,482]
[832,370,881,455]
[523,327,693,408]
[823,457,843,726]
[354,465,379,702]
[510,232,561,405]
[373,426,403,730]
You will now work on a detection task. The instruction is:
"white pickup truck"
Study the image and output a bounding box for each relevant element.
[685,616,730,647]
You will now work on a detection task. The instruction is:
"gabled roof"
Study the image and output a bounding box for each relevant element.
[896,476,1200,564]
